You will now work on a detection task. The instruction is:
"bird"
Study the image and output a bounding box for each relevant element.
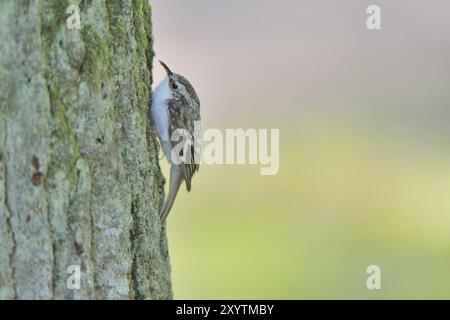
[151,60,201,223]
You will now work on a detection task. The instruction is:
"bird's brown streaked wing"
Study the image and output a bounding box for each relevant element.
[167,98,200,191]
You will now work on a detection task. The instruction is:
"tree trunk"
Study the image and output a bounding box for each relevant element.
[0,0,171,299]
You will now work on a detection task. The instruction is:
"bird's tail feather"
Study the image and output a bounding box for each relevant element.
[160,165,182,223]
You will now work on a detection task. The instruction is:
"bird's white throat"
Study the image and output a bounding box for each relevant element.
[152,76,172,107]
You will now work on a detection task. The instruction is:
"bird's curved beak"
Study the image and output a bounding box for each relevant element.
[159,60,173,76]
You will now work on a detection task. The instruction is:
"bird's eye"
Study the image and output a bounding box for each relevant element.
[172,83,178,89]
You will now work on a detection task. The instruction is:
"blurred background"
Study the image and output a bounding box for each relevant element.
[151,0,450,299]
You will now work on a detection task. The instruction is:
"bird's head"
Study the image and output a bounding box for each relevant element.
[159,60,199,106]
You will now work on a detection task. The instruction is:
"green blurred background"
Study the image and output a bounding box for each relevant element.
[151,0,450,298]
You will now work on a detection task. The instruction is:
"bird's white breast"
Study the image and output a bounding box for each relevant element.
[151,76,174,162]
[151,76,171,142]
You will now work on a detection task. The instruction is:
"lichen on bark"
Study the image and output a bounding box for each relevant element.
[0,0,171,299]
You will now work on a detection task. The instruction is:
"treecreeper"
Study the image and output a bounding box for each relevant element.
[151,61,201,222]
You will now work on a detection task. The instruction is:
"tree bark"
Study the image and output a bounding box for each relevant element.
[0,0,171,299]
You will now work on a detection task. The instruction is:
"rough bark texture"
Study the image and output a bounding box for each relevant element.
[0,0,171,299]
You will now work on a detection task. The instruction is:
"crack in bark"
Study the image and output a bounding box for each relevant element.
[45,83,57,298]
[89,192,96,298]
[129,199,140,299]
[3,120,17,299]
